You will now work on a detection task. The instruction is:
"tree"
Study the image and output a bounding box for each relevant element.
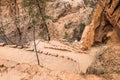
[22,0,52,41]
[22,0,53,65]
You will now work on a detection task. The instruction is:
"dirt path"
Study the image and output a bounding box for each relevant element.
[0,41,110,80]
[0,41,101,73]
[0,46,78,72]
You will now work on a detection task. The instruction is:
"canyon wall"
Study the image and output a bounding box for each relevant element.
[0,0,97,45]
[80,0,120,50]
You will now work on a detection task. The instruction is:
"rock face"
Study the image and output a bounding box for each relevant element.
[80,0,120,50]
[0,0,96,45]
[0,0,33,45]
[46,0,93,41]
[1,0,119,48]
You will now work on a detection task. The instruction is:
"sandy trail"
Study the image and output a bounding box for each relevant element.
[0,46,78,72]
[0,41,98,73]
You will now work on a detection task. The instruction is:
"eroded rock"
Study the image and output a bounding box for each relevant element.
[80,0,120,50]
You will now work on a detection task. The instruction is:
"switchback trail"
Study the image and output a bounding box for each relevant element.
[0,42,101,73]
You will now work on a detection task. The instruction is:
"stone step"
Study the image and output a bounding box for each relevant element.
[0,43,5,46]
[17,46,23,49]
[25,48,34,51]
[7,45,17,48]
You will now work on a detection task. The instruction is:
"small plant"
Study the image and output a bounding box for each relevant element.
[89,1,97,8]
[79,23,86,40]
[72,23,86,41]
[86,10,94,25]
[84,0,98,7]
[38,26,48,40]
[64,24,69,29]
[64,22,72,29]
[64,32,70,41]
[84,0,89,6]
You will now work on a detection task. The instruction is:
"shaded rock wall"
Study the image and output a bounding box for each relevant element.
[46,0,93,41]
[80,0,120,50]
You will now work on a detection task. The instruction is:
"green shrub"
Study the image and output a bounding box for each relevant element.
[72,23,86,41]
[64,32,70,41]
[64,22,72,29]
